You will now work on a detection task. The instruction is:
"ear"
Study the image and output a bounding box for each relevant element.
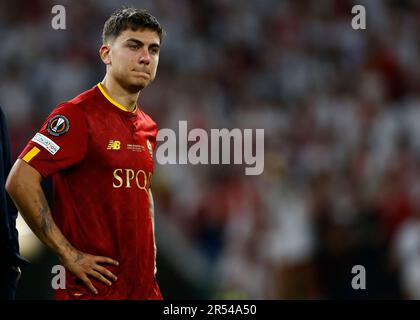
[99,44,111,65]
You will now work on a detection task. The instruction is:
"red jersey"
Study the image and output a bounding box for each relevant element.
[19,84,162,300]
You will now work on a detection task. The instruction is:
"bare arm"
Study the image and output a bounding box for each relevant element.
[148,189,155,230]
[149,189,157,275]
[6,159,72,258]
[6,159,118,294]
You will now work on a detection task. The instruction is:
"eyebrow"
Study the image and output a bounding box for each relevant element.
[126,38,160,49]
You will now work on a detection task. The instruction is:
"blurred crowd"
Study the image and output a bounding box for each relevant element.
[2,0,420,299]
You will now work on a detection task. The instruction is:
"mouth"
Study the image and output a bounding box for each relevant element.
[132,69,150,76]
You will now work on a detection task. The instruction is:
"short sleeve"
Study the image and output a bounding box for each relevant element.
[19,103,88,178]
[141,110,158,151]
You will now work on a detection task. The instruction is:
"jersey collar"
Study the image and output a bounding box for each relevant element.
[97,83,138,114]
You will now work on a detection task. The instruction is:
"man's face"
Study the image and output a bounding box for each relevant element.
[101,28,160,92]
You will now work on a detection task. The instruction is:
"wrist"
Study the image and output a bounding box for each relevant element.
[56,243,77,263]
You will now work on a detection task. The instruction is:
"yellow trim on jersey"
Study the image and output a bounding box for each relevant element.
[97,83,137,113]
[22,147,41,163]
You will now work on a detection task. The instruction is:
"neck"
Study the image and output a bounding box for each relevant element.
[100,76,139,112]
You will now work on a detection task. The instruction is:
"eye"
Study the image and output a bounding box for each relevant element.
[129,44,140,50]
[150,47,159,55]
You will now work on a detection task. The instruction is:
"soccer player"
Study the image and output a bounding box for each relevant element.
[5,8,163,300]
[0,106,29,299]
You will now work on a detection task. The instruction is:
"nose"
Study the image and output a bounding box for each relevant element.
[139,48,150,65]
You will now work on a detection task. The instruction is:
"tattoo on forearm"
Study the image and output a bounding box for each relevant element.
[60,240,73,252]
[74,251,83,263]
[38,189,53,233]
[57,239,77,262]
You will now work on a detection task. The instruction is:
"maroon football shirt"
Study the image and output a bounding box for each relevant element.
[19,84,162,300]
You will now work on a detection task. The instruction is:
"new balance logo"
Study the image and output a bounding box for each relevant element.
[107,140,121,150]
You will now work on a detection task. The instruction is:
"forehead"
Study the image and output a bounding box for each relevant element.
[115,28,160,45]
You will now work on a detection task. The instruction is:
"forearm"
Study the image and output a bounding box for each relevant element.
[148,189,155,229]
[7,177,76,261]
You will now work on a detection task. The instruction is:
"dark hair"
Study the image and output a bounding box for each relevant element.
[102,8,164,44]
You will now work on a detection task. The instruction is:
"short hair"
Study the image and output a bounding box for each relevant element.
[102,8,164,44]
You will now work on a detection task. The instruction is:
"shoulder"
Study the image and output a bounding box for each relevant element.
[68,85,99,107]
[139,108,157,130]
[49,85,100,119]
[49,102,86,123]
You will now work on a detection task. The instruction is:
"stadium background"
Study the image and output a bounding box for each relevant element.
[1,0,420,299]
